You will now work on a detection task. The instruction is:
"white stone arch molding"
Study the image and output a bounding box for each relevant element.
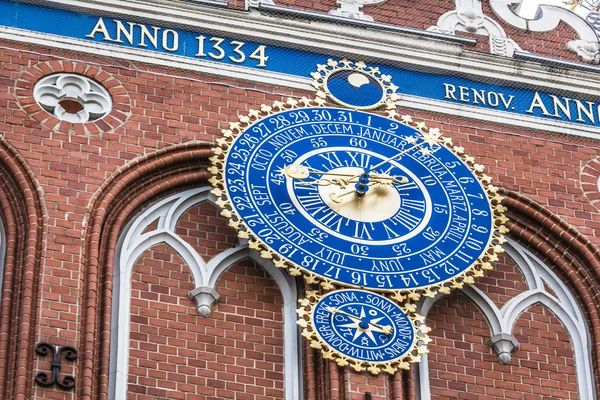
[415,239,595,400]
[108,187,302,400]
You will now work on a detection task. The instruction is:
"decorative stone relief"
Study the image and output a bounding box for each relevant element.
[33,74,112,123]
[488,333,519,364]
[427,0,523,57]
[580,156,600,210]
[567,39,600,62]
[247,0,389,21]
[188,286,220,317]
[245,0,274,10]
[328,0,389,21]
[490,0,600,63]
[429,0,600,62]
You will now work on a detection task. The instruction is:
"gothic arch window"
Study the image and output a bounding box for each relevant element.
[416,240,595,399]
[108,187,301,399]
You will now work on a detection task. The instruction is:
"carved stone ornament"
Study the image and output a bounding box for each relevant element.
[328,0,389,21]
[33,73,112,123]
[428,0,523,57]
[567,39,600,63]
[429,0,600,62]
[245,0,274,10]
[489,333,519,364]
[188,286,220,317]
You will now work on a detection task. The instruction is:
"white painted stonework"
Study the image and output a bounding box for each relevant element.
[328,0,389,21]
[416,240,595,400]
[429,0,600,62]
[33,73,112,122]
[108,188,301,400]
[8,0,600,141]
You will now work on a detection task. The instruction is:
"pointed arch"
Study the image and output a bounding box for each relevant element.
[0,138,46,400]
[418,240,595,399]
[78,141,214,399]
[415,190,600,399]
[503,189,600,388]
[108,188,300,400]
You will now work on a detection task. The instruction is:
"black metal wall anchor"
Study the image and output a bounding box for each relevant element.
[34,343,78,391]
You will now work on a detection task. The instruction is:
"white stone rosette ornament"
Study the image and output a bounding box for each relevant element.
[33,73,112,123]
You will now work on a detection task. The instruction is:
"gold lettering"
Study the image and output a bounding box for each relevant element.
[499,94,514,109]
[550,95,571,120]
[526,92,552,116]
[114,20,135,44]
[86,17,113,41]
[195,35,206,56]
[443,83,457,100]
[249,45,269,67]
[575,99,595,123]
[138,24,159,48]
[209,37,225,60]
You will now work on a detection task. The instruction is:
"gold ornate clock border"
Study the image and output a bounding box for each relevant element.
[208,96,508,301]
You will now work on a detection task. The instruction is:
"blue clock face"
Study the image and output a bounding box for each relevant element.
[311,289,415,363]
[221,107,494,291]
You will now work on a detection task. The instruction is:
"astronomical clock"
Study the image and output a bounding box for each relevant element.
[209,59,507,374]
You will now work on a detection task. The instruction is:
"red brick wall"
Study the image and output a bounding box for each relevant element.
[174,202,238,261]
[0,13,596,398]
[427,293,578,400]
[128,244,285,399]
[268,0,584,64]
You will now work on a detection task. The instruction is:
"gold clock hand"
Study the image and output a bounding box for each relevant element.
[283,165,359,180]
[296,175,408,188]
[369,130,444,171]
[328,176,406,203]
[326,306,361,321]
[369,141,426,171]
[326,307,393,335]
[364,321,393,335]
[296,177,353,188]
[329,181,380,203]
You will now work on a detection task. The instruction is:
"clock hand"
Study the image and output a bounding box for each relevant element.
[296,177,353,188]
[368,130,444,172]
[296,175,408,188]
[329,181,380,203]
[328,177,402,203]
[369,140,426,171]
[283,165,361,180]
[326,307,393,335]
[326,306,361,321]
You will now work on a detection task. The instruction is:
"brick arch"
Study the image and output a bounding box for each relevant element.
[0,137,46,400]
[77,141,213,400]
[502,189,600,393]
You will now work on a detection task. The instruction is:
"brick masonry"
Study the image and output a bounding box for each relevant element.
[0,1,598,399]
